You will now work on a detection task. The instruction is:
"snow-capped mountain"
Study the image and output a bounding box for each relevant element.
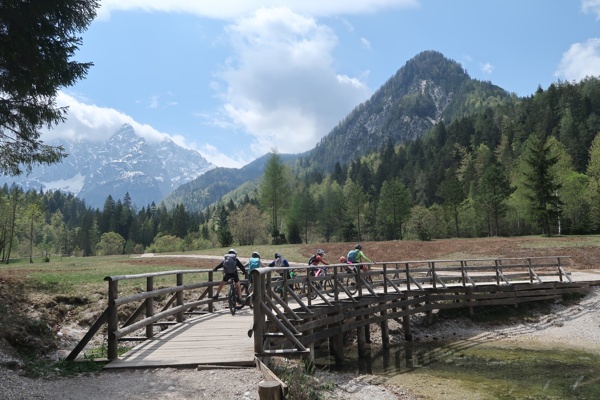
[1,124,214,209]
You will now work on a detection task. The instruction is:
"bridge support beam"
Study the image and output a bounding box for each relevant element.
[357,312,366,358]
[380,305,390,349]
[329,312,345,364]
[401,295,412,341]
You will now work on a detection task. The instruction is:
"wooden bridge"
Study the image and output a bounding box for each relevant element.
[67,255,598,368]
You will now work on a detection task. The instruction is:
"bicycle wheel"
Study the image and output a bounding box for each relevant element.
[237,283,249,310]
[324,278,336,298]
[303,281,319,300]
[345,275,358,295]
[228,285,237,315]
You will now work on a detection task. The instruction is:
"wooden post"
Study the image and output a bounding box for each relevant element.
[466,286,474,317]
[176,273,184,322]
[382,263,388,295]
[364,305,371,344]
[557,257,564,282]
[495,260,501,285]
[425,292,433,325]
[430,262,436,289]
[380,306,389,349]
[329,312,344,364]
[146,276,154,338]
[333,266,339,302]
[252,270,265,356]
[258,380,281,400]
[107,279,119,360]
[208,271,214,313]
[357,315,366,358]
[402,294,412,341]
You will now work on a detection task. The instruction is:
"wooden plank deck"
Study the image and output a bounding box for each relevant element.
[104,308,255,369]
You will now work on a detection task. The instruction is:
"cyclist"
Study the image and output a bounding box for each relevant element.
[346,244,373,278]
[309,249,329,277]
[245,251,266,286]
[212,249,247,304]
[310,249,329,267]
[269,252,292,278]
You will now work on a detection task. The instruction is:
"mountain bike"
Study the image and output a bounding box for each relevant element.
[227,273,249,316]
[303,266,328,300]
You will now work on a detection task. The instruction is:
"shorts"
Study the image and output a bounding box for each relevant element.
[222,272,239,283]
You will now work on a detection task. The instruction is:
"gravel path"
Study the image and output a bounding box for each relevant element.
[2,286,600,400]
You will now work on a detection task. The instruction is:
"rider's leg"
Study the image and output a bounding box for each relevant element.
[235,281,243,301]
[213,280,225,298]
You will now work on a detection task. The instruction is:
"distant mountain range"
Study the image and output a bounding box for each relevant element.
[166,51,512,211]
[0,124,214,209]
[2,51,514,212]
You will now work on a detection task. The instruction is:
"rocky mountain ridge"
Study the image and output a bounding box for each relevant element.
[0,124,214,208]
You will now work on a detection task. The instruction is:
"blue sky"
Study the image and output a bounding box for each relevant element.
[45,0,600,168]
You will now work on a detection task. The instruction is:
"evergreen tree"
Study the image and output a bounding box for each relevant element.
[344,180,368,241]
[258,152,290,244]
[523,134,562,235]
[171,204,188,238]
[377,178,411,240]
[478,161,514,236]
[440,171,465,237]
[0,0,99,175]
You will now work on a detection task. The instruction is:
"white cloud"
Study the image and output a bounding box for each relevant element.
[555,38,600,82]
[47,91,172,143]
[97,0,418,20]
[360,37,372,50]
[46,92,242,167]
[480,62,494,75]
[582,0,600,19]
[210,8,372,155]
[199,143,247,168]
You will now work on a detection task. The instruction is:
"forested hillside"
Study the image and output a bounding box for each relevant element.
[2,53,600,260]
[297,50,512,173]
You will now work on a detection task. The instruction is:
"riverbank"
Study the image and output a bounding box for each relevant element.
[3,286,599,399]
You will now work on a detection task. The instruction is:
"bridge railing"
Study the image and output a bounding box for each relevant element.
[68,255,572,361]
[251,256,573,357]
[67,268,224,361]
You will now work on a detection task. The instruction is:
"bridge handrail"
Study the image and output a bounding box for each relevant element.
[104,268,212,281]
[69,255,572,362]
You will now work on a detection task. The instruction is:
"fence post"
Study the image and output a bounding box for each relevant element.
[252,269,265,356]
[176,273,184,322]
[107,279,119,360]
[430,262,436,289]
[557,257,564,282]
[146,276,154,338]
[382,263,388,295]
[208,271,214,313]
[495,260,500,285]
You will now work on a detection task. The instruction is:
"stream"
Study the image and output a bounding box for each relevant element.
[316,339,600,399]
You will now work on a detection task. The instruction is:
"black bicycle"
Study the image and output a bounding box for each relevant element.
[227,274,249,316]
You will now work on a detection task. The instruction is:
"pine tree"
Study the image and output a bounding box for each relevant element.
[0,0,98,175]
[523,134,562,235]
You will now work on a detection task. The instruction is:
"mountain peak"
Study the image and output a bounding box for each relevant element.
[0,124,214,208]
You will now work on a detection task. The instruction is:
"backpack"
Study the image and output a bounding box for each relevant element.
[248,257,260,271]
[347,249,359,263]
[273,257,284,269]
[308,254,316,265]
[222,254,238,274]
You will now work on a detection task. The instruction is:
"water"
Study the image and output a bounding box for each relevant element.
[315,340,600,399]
